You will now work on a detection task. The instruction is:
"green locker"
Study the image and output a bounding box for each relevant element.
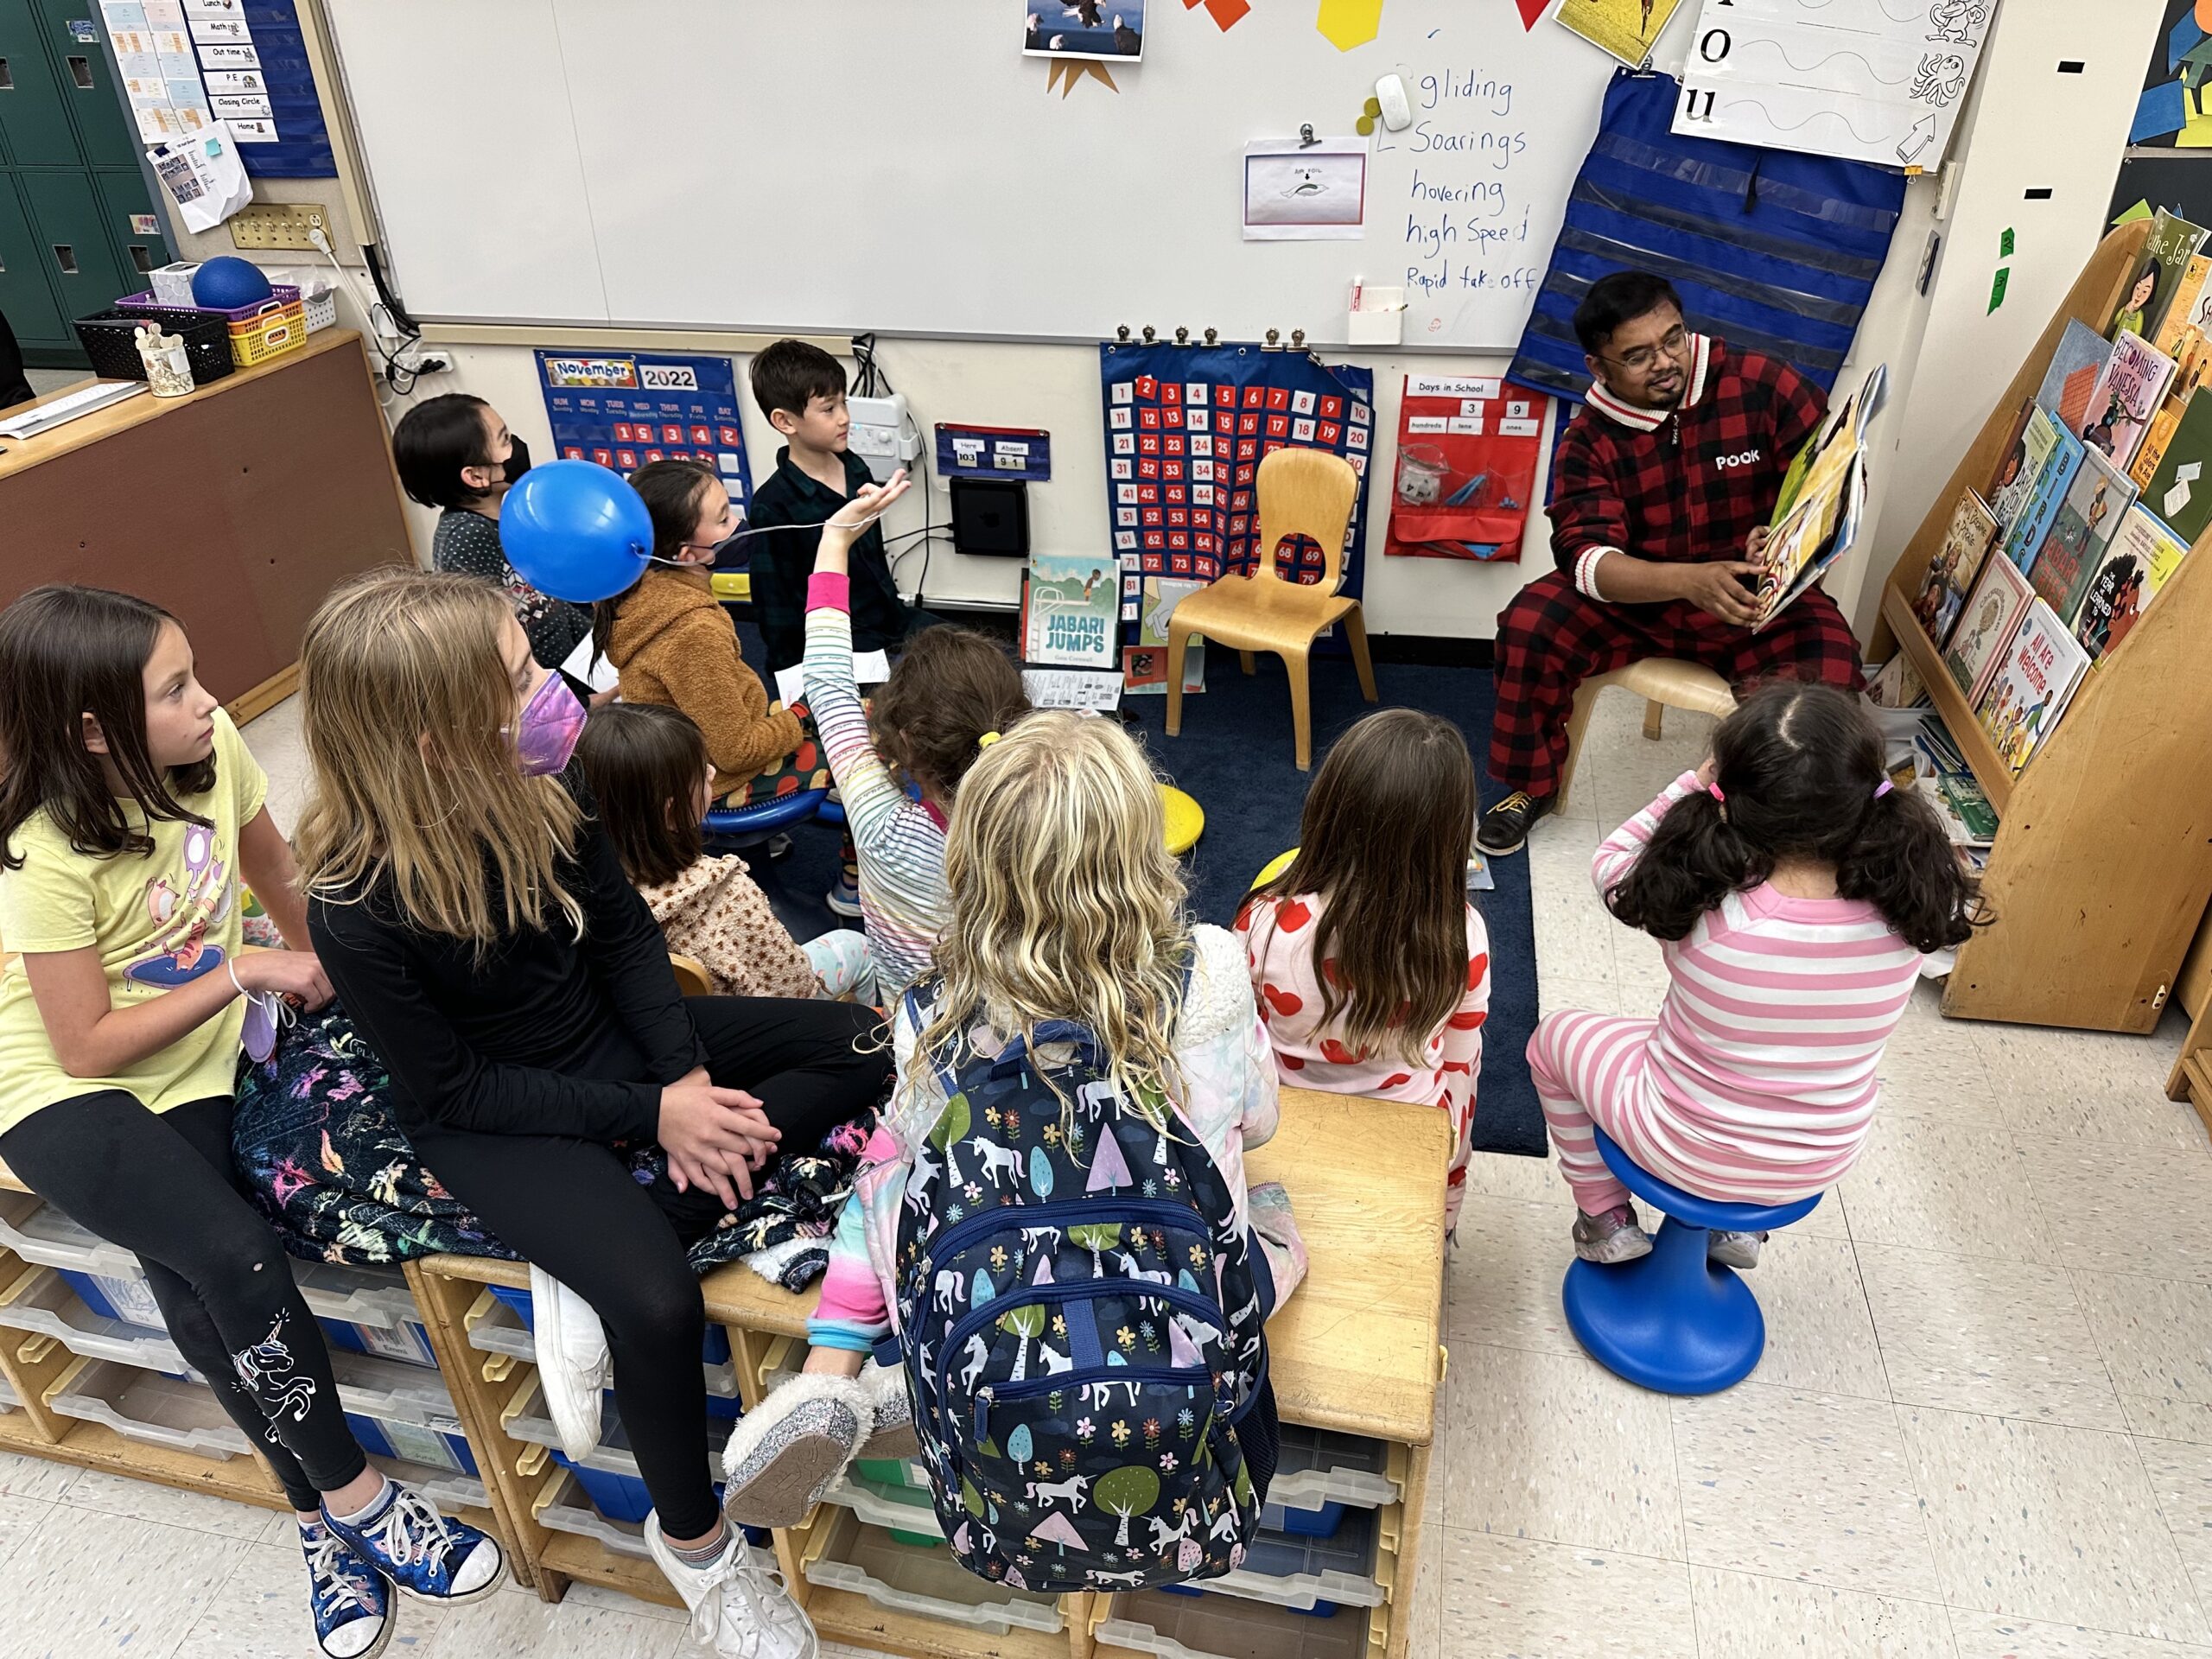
[0,0,79,168]
[18,167,130,321]
[0,170,66,347]
[34,0,134,168]
[95,167,168,282]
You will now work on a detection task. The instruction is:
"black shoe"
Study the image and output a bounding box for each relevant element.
[1477,790,1554,856]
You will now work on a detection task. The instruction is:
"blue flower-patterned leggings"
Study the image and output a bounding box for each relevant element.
[1,1090,367,1510]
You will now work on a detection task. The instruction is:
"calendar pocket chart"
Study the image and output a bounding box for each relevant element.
[1672,0,1996,168]
[537,351,753,513]
[1098,343,1376,597]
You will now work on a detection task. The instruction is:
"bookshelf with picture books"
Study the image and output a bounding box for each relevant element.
[1872,215,2212,1038]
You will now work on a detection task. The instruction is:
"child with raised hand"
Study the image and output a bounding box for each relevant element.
[804,469,1030,1001]
[296,569,888,1656]
[1237,709,1490,1230]
[717,713,1305,1552]
[0,585,503,1659]
[575,701,874,1002]
[1534,679,1980,1268]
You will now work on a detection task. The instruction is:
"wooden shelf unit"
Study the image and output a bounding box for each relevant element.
[1871,219,2212,1034]
[409,1088,1446,1659]
[0,1091,1446,1659]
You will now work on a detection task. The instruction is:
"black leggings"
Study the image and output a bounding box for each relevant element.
[410,995,889,1540]
[0,1092,368,1511]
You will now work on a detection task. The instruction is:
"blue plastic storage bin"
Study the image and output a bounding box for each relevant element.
[57,1268,166,1332]
[1153,1503,1382,1618]
[346,1410,480,1477]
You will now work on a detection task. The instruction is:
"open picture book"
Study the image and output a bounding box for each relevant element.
[1751,363,1889,632]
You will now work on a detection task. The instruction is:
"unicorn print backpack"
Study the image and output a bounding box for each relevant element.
[890,988,1270,1593]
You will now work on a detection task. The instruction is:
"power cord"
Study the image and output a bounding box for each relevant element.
[308,227,424,399]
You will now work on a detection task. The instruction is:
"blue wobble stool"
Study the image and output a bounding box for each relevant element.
[1560,1127,1821,1395]
[702,786,828,849]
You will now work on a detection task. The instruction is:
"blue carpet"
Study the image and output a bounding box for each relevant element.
[729,616,1546,1159]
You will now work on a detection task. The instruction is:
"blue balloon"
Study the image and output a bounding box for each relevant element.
[501,461,655,602]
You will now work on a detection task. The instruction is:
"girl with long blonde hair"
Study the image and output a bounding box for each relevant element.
[716,713,1306,1533]
[297,569,887,1658]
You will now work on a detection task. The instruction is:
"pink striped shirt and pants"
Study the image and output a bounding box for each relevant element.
[1529,772,1921,1217]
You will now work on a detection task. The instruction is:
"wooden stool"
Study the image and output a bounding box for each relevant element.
[1554,659,1735,814]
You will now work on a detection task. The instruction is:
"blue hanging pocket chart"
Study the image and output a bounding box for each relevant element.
[936,423,1052,482]
[195,1,336,178]
[537,351,753,514]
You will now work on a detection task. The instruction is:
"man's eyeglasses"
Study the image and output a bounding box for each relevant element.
[1602,324,1688,375]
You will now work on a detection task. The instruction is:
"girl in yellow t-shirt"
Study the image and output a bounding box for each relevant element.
[0,586,504,1659]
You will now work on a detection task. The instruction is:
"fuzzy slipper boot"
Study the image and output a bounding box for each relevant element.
[721,1373,871,1529]
[854,1361,919,1461]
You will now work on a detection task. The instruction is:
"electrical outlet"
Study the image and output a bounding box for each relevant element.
[392,350,454,378]
[229,203,334,251]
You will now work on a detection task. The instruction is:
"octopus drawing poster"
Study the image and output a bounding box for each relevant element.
[1669,0,1998,169]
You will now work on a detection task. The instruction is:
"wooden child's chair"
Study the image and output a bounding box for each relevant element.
[1165,448,1377,772]
[1553,658,1735,815]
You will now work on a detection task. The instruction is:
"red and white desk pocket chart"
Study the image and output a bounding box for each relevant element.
[1383,374,1544,561]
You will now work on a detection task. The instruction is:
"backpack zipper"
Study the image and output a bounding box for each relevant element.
[938,1280,1226,1403]
[918,1197,1217,1282]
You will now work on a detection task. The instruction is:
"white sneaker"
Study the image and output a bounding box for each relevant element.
[645,1518,819,1659]
[531,1264,610,1462]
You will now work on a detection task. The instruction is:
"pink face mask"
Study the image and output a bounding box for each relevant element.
[512,672,586,777]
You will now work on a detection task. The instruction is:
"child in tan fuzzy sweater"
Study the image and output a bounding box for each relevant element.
[595,461,827,804]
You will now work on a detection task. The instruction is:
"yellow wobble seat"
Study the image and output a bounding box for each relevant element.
[1166,448,1377,772]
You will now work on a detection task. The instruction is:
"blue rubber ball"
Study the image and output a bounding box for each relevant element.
[190,255,275,310]
[502,460,655,603]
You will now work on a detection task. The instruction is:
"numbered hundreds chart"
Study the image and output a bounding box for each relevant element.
[1099,343,1376,591]
[1672,0,1996,168]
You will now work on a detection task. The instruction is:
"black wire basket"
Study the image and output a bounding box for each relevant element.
[72,306,236,387]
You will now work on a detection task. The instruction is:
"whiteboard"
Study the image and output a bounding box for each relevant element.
[320,0,1627,349]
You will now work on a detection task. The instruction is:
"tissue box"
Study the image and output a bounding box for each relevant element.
[147,262,202,308]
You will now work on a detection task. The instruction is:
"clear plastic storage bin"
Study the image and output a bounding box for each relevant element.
[0,1266,193,1376]
[1262,1424,1399,1538]
[47,1358,254,1459]
[800,1507,1064,1635]
[1097,1588,1371,1659]
[1157,1503,1384,1614]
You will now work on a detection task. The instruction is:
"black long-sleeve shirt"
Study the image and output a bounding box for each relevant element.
[308,772,704,1144]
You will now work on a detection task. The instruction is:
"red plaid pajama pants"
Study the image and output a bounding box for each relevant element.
[1488,570,1862,797]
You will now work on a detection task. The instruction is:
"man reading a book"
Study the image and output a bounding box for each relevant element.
[1477,272,1862,855]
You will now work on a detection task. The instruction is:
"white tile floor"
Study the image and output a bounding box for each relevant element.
[6,690,2205,1658]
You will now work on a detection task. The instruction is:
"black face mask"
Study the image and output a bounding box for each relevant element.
[493,434,531,490]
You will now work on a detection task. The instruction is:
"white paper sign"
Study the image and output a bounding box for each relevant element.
[772,650,890,709]
[1672,0,1995,168]
[1408,377,1501,399]
[1242,137,1367,243]
[1406,416,1449,434]
[1022,669,1123,712]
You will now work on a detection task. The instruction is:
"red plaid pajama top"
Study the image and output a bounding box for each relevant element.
[1489,336,1861,796]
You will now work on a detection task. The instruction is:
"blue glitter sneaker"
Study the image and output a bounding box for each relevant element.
[322,1479,505,1605]
[298,1517,393,1659]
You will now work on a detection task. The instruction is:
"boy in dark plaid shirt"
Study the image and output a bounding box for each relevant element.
[1478,273,1862,855]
